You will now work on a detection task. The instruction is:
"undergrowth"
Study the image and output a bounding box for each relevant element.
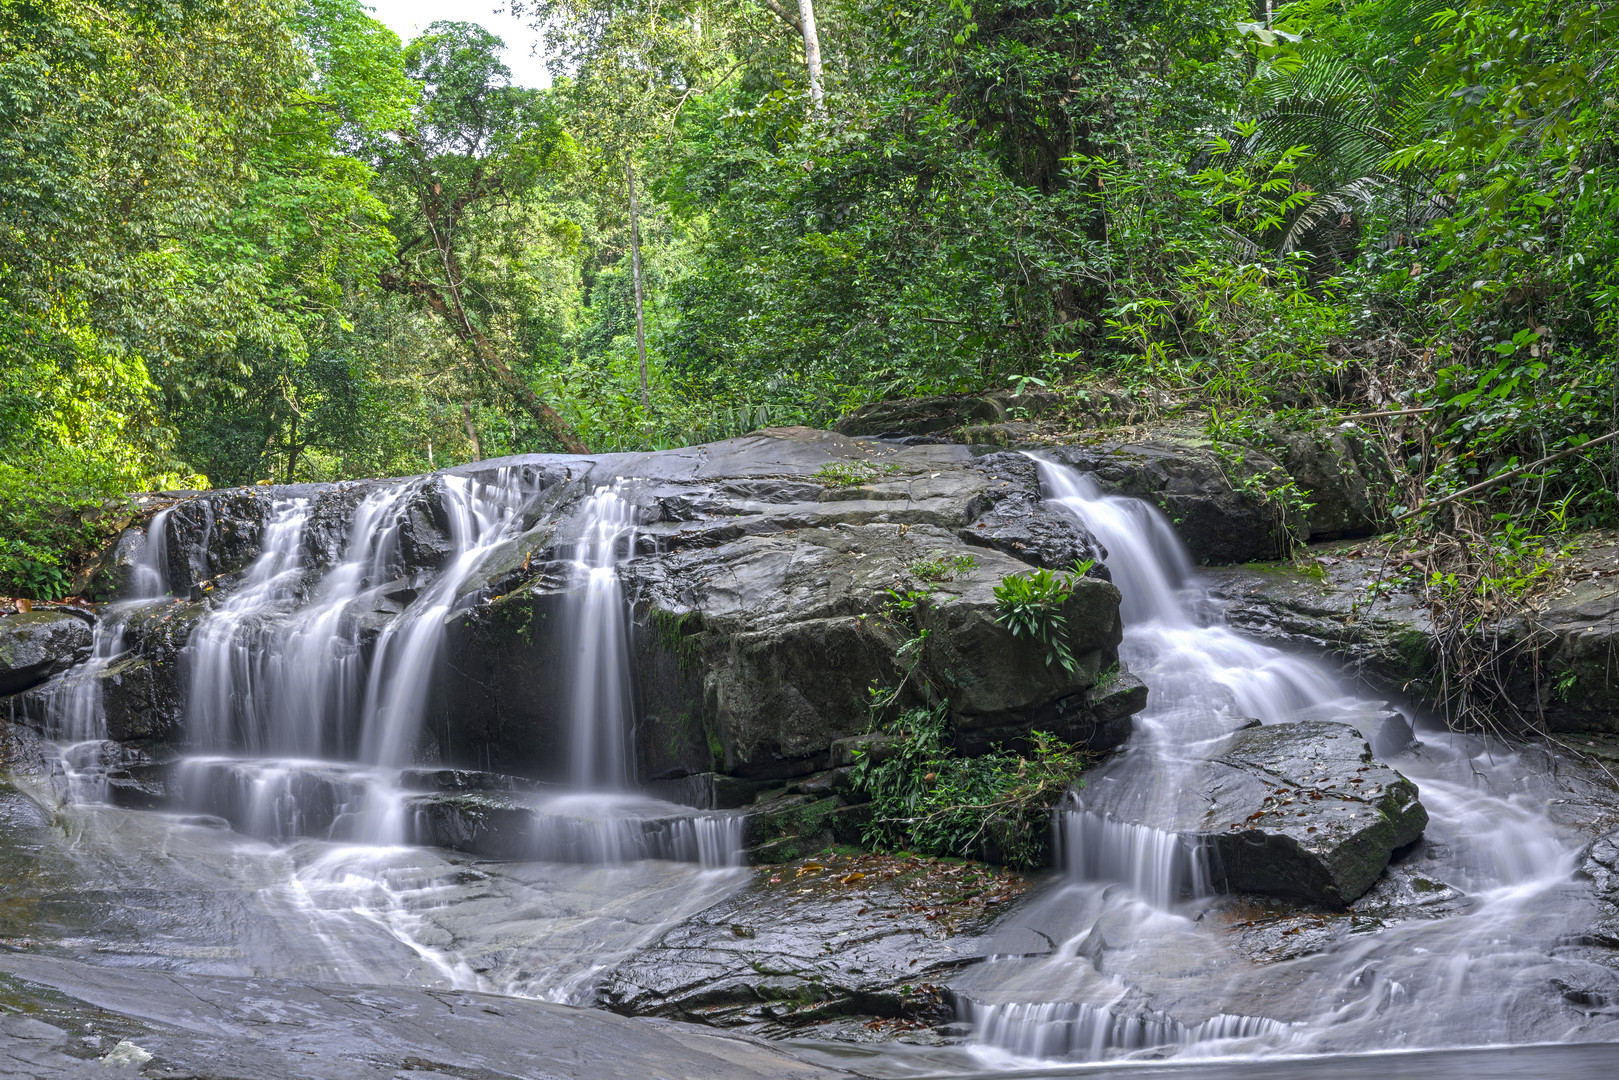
[850,704,1089,870]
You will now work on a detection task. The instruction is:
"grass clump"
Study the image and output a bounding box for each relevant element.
[812,460,899,487]
[907,553,977,582]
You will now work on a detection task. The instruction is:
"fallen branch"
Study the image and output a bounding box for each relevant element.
[1393,430,1619,522]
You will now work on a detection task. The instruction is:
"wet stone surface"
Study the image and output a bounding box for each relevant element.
[1078,720,1429,907]
[0,953,842,1080]
[602,851,1037,1038]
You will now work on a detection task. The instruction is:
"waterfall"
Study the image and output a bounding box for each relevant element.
[563,483,638,788]
[156,468,739,866]
[959,457,1586,1064]
[1033,460,1376,906]
[35,508,175,746]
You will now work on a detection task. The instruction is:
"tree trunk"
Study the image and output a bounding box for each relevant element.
[285,412,301,484]
[461,402,482,461]
[626,156,651,414]
[382,255,589,454]
[797,0,826,114]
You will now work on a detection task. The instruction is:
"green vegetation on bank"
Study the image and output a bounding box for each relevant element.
[2,0,1617,604]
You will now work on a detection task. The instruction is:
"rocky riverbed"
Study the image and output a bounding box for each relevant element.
[4,421,1619,1075]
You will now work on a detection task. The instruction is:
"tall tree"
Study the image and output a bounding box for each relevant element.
[379,21,588,452]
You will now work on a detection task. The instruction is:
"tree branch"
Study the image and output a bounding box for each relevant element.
[1394,430,1619,521]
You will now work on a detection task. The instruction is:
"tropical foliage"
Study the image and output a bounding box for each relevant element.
[2,0,1617,594]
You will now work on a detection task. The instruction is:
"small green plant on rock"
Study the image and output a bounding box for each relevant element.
[813,460,899,487]
[907,553,978,582]
[992,561,1092,673]
[850,703,1088,869]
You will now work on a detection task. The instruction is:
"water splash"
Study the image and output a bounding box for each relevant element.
[963,998,1289,1063]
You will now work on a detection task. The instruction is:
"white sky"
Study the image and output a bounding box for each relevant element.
[364,1,553,87]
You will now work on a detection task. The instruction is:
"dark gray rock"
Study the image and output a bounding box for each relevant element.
[1243,424,1392,539]
[622,524,1127,779]
[1578,830,1619,947]
[1209,533,1619,734]
[602,851,1033,1034]
[1042,436,1307,565]
[0,611,92,695]
[1077,720,1428,906]
[963,452,1109,574]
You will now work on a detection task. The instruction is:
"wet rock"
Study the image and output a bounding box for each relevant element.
[0,721,52,774]
[602,851,1033,1034]
[1577,830,1619,947]
[1210,532,1619,733]
[626,524,1126,779]
[97,601,199,744]
[0,952,840,1080]
[1042,436,1306,565]
[1371,709,1420,758]
[1206,551,1435,700]
[1078,720,1428,906]
[961,452,1109,573]
[0,610,92,695]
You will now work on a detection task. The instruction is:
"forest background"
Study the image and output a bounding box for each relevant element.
[1,0,1616,600]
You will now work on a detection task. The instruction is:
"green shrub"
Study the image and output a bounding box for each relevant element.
[850,704,1088,869]
[907,553,978,582]
[812,460,899,487]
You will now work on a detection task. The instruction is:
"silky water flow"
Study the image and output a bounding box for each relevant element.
[12,470,741,1006]
[948,458,1616,1066]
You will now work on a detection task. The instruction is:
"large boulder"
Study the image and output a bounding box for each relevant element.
[626,524,1127,778]
[429,429,1131,784]
[0,610,91,695]
[1075,720,1428,906]
[602,849,1033,1035]
[1042,435,1307,565]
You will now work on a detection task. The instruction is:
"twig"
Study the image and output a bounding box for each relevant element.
[1393,430,1619,522]
[1342,406,1435,421]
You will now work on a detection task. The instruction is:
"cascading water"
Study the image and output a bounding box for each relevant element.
[155,467,738,869]
[565,482,637,788]
[521,480,743,867]
[174,473,530,843]
[953,458,1613,1065]
[30,509,176,801]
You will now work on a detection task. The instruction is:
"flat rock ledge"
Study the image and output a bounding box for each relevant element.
[602,850,1036,1039]
[1077,720,1429,907]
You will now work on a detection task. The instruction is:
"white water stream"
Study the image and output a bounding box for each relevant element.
[950,460,1615,1066]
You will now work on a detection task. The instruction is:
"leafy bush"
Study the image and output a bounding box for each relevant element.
[851,704,1088,869]
[992,562,1094,673]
